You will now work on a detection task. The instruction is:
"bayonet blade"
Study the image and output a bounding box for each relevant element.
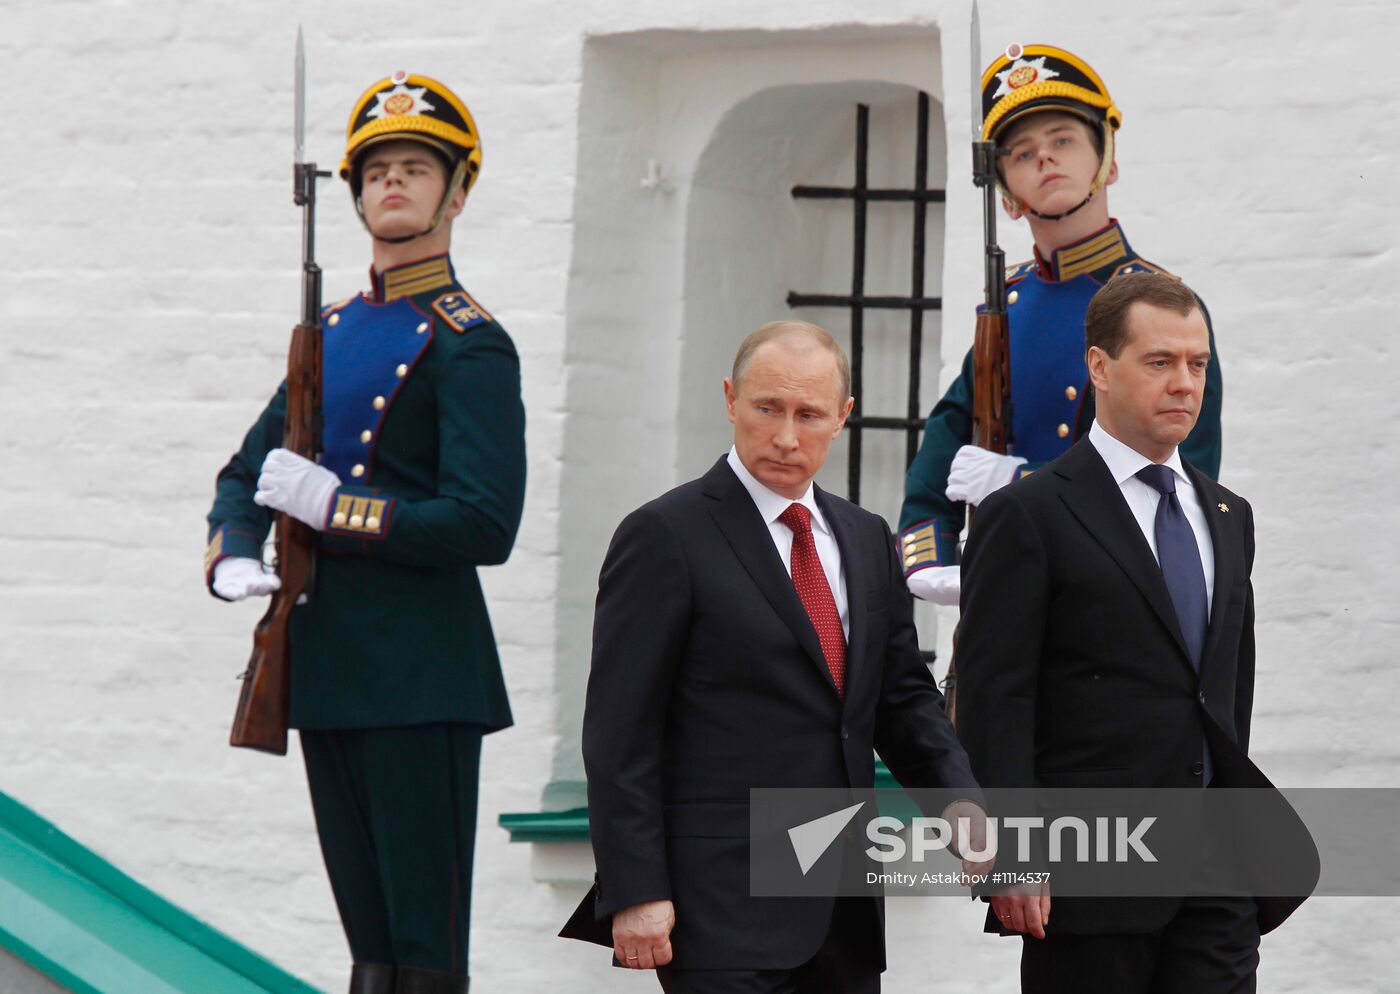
[969,0,982,139]
[294,26,306,165]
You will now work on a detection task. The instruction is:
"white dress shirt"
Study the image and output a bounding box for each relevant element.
[727,447,850,639]
[1088,421,1215,613]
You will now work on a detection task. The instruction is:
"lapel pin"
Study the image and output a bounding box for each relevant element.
[1217,502,1229,513]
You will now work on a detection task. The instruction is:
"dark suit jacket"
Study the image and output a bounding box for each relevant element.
[563,456,980,970]
[955,437,1311,936]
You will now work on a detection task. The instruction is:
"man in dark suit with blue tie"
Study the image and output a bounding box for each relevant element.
[565,320,985,993]
[955,272,1307,992]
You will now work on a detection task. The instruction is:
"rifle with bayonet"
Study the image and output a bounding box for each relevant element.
[970,154,1010,462]
[230,28,330,754]
[944,7,1012,727]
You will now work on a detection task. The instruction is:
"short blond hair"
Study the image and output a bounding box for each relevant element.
[731,320,851,401]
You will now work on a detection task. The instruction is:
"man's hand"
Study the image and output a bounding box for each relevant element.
[254,449,341,531]
[990,880,1051,939]
[212,557,282,601]
[612,899,675,970]
[945,445,1028,507]
[906,565,960,605]
[942,799,996,879]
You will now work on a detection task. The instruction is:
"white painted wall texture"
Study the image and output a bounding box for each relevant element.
[0,0,1395,991]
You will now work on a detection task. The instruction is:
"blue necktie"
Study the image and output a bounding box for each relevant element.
[1136,463,1213,784]
[1135,464,1208,666]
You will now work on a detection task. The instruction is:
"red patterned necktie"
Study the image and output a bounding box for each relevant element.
[778,503,847,697]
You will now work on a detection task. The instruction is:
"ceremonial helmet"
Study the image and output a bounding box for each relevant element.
[980,44,1122,220]
[340,71,482,240]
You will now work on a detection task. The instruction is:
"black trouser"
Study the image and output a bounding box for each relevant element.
[301,723,484,977]
[657,897,882,994]
[1020,896,1261,994]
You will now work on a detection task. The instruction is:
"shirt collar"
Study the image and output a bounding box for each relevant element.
[1033,219,1133,282]
[370,254,456,302]
[726,447,831,536]
[1088,420,1192,490]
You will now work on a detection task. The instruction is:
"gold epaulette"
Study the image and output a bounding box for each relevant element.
[431,290,492,334]
[1111,258,1178,280]
[1006,259,1037,283]
[323,296,356,317]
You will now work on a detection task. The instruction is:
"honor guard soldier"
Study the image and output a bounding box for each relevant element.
[205,73,526,994]
[898,44,1223,604]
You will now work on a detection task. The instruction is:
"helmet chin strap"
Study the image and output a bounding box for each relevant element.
[1022,188,1097,222]
[368,223,431,246]
[354,159,469,244]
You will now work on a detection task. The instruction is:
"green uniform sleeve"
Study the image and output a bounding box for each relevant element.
[897,347,973,570]
[320,324,527,568]
[1180,299,1223,480]
[204,383,286,595]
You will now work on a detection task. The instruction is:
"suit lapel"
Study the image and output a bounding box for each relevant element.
[1055,440,1194,668]
[1187,462,1235,666]
[816,487,866,708]
[702,459,837,695]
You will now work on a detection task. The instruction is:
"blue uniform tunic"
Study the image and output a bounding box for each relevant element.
[205,254,527,730]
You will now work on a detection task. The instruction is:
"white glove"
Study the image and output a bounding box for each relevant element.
[906,565,960,606]
[945,445,1028,507]
[254,449,341,531]
[213,557,282,601]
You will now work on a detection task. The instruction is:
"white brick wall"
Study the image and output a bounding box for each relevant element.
[0,1,1395,991]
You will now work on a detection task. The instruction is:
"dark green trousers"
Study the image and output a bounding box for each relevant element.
[301,723,484,976]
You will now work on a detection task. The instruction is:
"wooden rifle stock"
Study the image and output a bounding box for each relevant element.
[231,43,328,754]
[944,309,1011,728]
[970,136,1012,472]
[945,138,1012,727]
[970,308,1011,459]
[230,320,321,754]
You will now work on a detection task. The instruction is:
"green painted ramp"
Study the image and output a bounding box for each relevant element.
[0,791,324,994]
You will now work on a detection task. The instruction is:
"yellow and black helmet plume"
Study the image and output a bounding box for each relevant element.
[341,72,482,240]
[980,44,1122,219]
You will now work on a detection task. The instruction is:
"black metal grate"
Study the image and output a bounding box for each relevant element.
[787,92,944,506]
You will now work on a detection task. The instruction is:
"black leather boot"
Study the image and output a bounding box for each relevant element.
[395,965,470,994]
[349,962,396,994]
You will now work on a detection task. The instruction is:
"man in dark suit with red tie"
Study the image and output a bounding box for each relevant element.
[564,320,984,993]
[955,273,1309,993]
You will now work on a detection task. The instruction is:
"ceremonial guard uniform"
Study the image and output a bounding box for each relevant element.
[206,74,525,994]
[898,46,1222,588]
